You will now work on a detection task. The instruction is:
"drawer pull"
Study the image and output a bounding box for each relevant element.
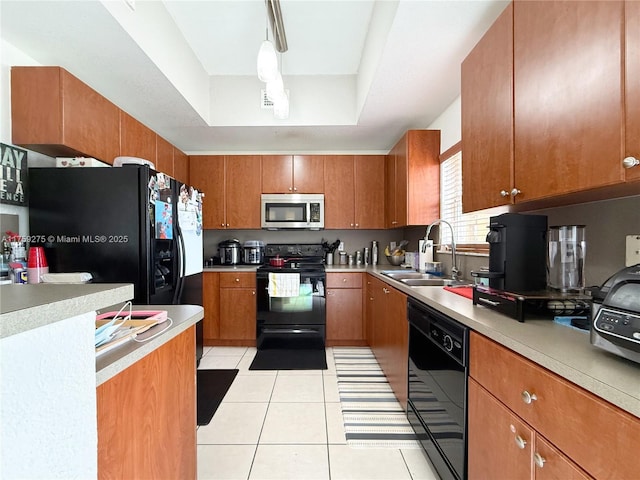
[478,297,500,307]
[343,278,347,282]
[514,435,527,450]
[534,452,546,468]
[521,390,538,404]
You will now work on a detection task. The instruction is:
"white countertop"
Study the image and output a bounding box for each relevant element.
[366,268,640,419]
[0,283,134,339]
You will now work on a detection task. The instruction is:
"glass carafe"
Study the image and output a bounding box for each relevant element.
[547,225,586,292]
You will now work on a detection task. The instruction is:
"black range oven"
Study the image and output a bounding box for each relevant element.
[407,297,469,480]
[256,244,326,350]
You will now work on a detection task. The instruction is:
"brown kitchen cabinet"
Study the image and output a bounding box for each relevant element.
[11,66,120,163]
[468,378,591,480]
[156,135,174,177]
[189,155,261,229]
[461,3,513,212]
[219,272,256,343]
[97,326,196,480]
[173,147,189,184]
[469,332,639,479]
[120,110,156,162]
[462,2,636,212]
[262,154,324,193]
[202,271,220,344]
[324,155,385,229]
[366,274,408,409]
[625,0,640,182]
[385,130,440,228]
[326,272,365,346]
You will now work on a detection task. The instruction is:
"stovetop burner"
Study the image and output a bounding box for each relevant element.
[259,243,325,273]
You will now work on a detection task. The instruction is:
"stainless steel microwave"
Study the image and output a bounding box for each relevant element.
[261,194,324,230]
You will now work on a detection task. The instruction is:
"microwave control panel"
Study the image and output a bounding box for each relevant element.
[310,203,321,223]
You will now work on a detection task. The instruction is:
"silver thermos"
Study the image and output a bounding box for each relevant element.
[372,241,378,266]
[363,247,370,265]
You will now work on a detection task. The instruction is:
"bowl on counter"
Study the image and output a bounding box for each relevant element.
[386,254,405,266]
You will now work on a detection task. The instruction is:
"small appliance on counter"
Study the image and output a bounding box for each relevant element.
[243,240,265,265]
[218,239,242,265]
[471,213,591,322]
[590,264,640,364]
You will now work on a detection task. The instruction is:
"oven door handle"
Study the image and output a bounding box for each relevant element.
[262,328,319,334]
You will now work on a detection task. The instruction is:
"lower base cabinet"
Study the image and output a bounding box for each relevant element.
[469,332,639,479]
[326,272,365,346]
[366,274,408,409]
[97,327,196,480]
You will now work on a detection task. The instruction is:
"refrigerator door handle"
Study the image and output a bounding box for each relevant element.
[173,223,186,304]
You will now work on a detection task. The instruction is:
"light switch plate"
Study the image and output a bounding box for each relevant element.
[626,235,640,267]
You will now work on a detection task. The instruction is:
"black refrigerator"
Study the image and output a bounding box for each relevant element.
[28,165,204,363]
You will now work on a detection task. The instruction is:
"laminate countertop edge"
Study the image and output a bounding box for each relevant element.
[95,304,203,386]
[367,269,640,419]
[0,283,134,339]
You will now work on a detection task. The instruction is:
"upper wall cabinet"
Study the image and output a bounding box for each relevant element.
[462,1,636,212]
[190,155,261,229]
[173,148,189,185]
[625,0,640,182]
[155,135,174,177]
[461,3,513,212]
[385,130,440,228]
[119,111,156,163]
[324,155,385,229]
[262,155,324,193]
[11,66,120,164]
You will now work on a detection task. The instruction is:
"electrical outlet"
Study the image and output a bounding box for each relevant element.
[626,235,640,267]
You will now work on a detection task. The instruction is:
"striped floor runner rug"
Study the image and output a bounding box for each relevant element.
[333,347,421,449]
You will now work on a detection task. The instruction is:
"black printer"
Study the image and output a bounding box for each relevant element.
[590,264,640,364]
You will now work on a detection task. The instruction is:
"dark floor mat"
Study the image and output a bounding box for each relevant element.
[249,348,327,370]
[197,369,238,426]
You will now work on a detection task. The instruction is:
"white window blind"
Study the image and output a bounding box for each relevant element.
[439,150,493,249]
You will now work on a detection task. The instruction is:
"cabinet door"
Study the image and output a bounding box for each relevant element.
[156,135,174,177]
[468,378,533,480]
[354,155,385,229]
[189,155,225,229]
[226,155,262,229]
[11,67,120,162]
[202,272,220,343]
[97,327,196,480]
[394,134,408,228]
[461,3,513,212]
[386,286,408,409]
[385,151,398,228]
[406,130,440,225]
[625,0,640,182]
[324,155,355,229]
[513,1,625,200]
[173,148,189,184]
[534,435,592,480]
[120,110,156,162]
[293,155,324,193]
[326,288,363,342]
[219,288,256,340]
[262,155,292,193]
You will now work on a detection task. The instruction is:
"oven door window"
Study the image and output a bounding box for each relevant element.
[269,281,314,312]
[265,203,307,223]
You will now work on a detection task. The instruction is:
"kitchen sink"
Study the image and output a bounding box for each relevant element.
[400,278,455,287]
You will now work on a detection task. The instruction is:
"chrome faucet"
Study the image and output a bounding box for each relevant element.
[424,219,459,282]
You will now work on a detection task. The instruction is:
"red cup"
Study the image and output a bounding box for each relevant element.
[27,246,48,268]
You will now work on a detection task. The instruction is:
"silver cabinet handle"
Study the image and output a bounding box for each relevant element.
[521,390,538,404]
[350,223,354,227]
[500,190,510,197]
[355,223,359,227]
[623,156,640,168]
[383,288,390,294]
[511,188,521,197]
[478,297,500,307]
[293,187,297,191]
[235,278,240,282]
[514,435,527,449]
[252,291,255,295]
[534,452,546,468]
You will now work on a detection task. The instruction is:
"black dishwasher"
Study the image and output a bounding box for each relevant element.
[407,297,469,480]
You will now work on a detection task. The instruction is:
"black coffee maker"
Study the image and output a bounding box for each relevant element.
[473,213,548,293]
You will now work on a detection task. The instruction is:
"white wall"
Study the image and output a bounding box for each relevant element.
[0,311,98,479]
[426,95,461,153]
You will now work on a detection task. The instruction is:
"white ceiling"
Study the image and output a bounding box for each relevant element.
[0,0,509,154]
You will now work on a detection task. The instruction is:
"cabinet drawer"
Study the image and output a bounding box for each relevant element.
[219,272,255,288]
[470,332,640,480]
[326,272,362,288]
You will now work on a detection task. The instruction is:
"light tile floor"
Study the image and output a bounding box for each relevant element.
[197,346,440,480]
